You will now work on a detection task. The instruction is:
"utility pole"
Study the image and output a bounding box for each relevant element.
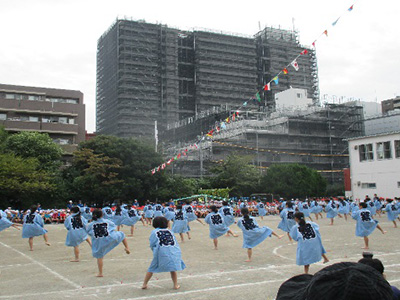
[154,120,158,152]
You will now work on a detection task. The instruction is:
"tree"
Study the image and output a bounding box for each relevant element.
[4,131,63,170]
[209,154,260,197]
[0,153,57,208]
[68,135,165,203]
[155,175,199,200]
[260,164,327,198]
[65,148,124,206]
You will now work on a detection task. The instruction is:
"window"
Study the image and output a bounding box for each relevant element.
[359,144,367,161]
[68,118,75,124]
[0,113,6,120]
[59,117,67,124]
[398,182,400,188]
[394,140,400,158]
[297,93,302,98]
[28,95,39,101]
[366,143,374,160]
[29,116,39,122]
[376,141,392,159]
[361,183,376,189]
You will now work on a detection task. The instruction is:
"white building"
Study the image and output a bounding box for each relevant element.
[347,131,400,200]
[275,88,313,110]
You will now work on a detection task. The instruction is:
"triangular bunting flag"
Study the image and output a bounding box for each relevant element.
[332,17,340,26]
[283,68,288,74]
[312,41,316,47]
[264,82,271,91]
[300,49,308,55]
[348,5,354,11]
[243,101,247,106]
[272,76,279,85]
[323,30,328,36]
[255,91,262,102]
[151,169,156,175]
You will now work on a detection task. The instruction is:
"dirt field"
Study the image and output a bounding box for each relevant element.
[1,215,399,300]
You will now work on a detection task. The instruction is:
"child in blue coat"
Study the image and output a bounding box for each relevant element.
[171,205,189,242]
[22,205,50,251]
[352,202,386,249]
[65,206,92,262]
[86,209,130,277]
[205,205,237,250]
[256,201,267,220]
[219,201,235,227]
[153,202,164,218]
[80,206,92,221]
[122,207,141,236]
[384,199,399,228]
[237,208,283,262]
[0,209,21,232]
[325,199,339,225]
[277,201,296,242]
[142,216,186,290]
[143,201,154,225]
[290,212,329,274]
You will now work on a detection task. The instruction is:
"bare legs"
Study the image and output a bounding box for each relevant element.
[245,248,252,262]
[213,238,218,250]
[377,225,387,234]
[96,258,104,277]
[227,230,238,237]
[43,233,50,246]
[96,239,129,277]
[71,238,92,262]
[322,254,329,263]
[142,271,180,290]
[179,233,184,243]
[287,232,293,242]
[362,236,369,249]
[392,220,398,228]
[304,265,310,274]
[128,225,135,237]
[28,237,34,251]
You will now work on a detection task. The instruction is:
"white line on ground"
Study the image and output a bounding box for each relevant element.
[122,278,285,300]
[0,241,80,289]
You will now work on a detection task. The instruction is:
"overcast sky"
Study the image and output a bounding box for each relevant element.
[1,0,399,132]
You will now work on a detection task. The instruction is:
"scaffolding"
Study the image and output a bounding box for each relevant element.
[161,103,364,184]
[97,19,320,140]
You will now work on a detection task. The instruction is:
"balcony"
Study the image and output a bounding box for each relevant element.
[2,120,78,135]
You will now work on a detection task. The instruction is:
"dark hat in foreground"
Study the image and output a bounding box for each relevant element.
[277,262,394,300]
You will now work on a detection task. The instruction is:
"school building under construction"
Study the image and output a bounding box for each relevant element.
[96,19,318,138]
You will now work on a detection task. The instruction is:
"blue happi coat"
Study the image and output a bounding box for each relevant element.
[112,207,125,226]
[163,207,175,221]
[183,205,197,222]
[143,205,154,219]
[122,208,140,226]
[171,210,189,234]
[219,206,235,226]
[22,213,47,238]
[384,203,399,222]
[80,207,92,221]
[204,212,229,239]
[277,208,296,233]
[325,201,338,219]
[0,210,12,232]
[237,216,272,249]
[366,200,377,215]
[352,208,378,237]
[290,221,326,266]
[147,228,186,273]
[153,204,164,218]
[338,201,350,214]
[102,207,114,220]
[298,202,311,217]
[65,212,88,247]
[86,218,125,258]
[256,202,267,217]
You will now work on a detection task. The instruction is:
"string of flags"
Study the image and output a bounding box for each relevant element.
[150,2,356,174]
[151,143,198,175]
